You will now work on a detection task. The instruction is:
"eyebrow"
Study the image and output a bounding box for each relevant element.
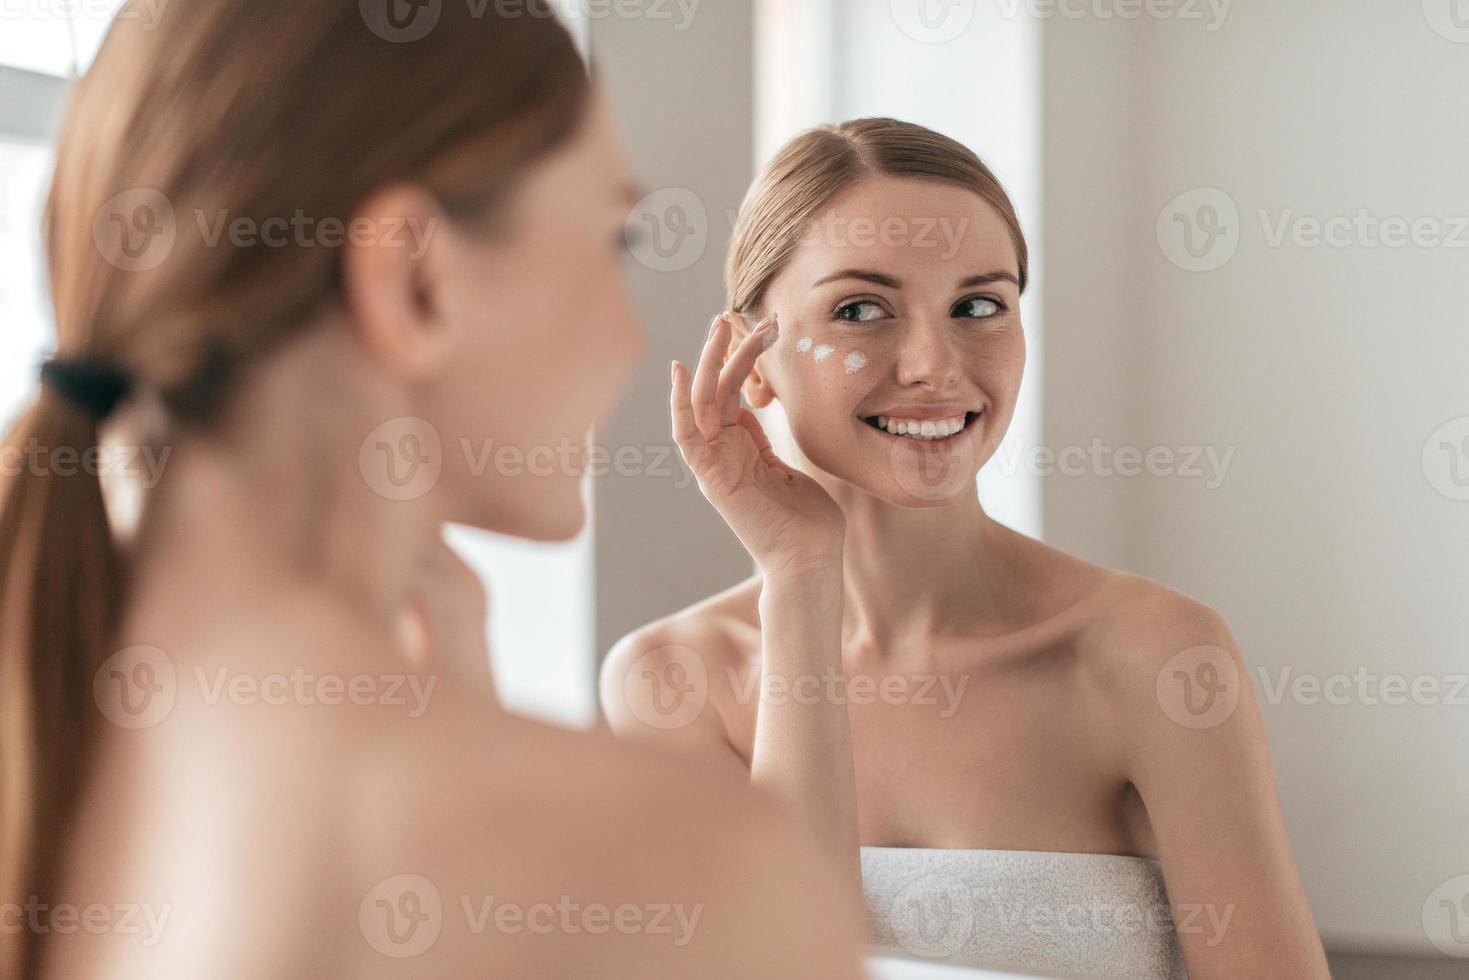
[811,268,1020,290]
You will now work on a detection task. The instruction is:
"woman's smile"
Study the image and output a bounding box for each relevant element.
[859,408,983,444]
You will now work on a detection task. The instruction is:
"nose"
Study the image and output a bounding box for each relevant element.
[893,312,962,390]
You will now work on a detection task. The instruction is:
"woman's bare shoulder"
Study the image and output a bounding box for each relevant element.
[158,588,785,875]
[62,598,861,978]
[339,709,865,977]
[600,573,764,695]
[992,526,1238,685]
[994,520,1229,638]
[1084,569,1234,653]
[1061,561,1241,704]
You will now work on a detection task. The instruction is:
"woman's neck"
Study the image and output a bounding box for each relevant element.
[824,478,1023,660]
[126,323,440,652]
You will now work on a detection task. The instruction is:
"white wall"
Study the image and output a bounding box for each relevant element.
[589,0,760,655]
[1043,0,1469,956]
[449,523,596,727]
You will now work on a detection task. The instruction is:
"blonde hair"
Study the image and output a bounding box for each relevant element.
[726,117,1028,315]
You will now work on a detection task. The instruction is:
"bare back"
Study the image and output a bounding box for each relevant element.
[42,586,864,979]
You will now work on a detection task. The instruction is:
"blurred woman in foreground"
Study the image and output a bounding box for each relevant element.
[0,2,864,977]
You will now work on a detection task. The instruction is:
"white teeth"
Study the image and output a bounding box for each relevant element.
[873,413,971,440]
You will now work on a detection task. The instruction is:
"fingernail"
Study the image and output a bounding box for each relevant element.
[707,312,725,339]
[670,360,678,382]
[759,320,780,349]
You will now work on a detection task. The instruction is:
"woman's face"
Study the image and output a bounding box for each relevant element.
[752,175,1025,507]
[432,92,646,540]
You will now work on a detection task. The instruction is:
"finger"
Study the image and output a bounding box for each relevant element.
[717,312,777,426]
[670,360,710,470]
[734,408,789,471]
[691,313,730,440]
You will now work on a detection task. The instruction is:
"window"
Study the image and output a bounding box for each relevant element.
[0,19,73,77]
[0,139,52,430]
[1,1,126,429]
[0,2,123,78]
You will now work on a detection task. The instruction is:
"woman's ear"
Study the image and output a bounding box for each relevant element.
[729,310,779,408]
[340,183,456,382]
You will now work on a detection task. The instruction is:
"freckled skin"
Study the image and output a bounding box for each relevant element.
[743,176,1025,507]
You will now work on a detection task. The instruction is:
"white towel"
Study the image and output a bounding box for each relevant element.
[861,846,1187,980]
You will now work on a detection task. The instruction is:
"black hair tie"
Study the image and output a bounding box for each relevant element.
[39,357,134,421]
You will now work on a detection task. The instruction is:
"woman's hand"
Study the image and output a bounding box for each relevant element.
[671,312,861,889]
[670,311,846,577]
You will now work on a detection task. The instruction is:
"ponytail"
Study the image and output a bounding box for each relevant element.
[0,390,127,979]
[1,0,590,973]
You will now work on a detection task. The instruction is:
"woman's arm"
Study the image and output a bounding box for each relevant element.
[603,311,860,882]
[1104,582,1330,979]
[753,559,860,881]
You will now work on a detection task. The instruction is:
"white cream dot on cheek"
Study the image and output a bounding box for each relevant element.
[843,351,868,374]
[795,336,813,353]
[812,344,836,363]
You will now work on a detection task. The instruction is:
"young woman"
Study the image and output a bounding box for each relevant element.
[603,118,1331,979]
[0,3,867,977]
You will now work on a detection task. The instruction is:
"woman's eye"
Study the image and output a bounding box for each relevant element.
[834,299,886,322]
[953,296,1004,319]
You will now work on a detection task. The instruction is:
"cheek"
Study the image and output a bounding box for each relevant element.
[771,338,872,431]
[538,236,641,358]
[451,273,579,441]
[486,249,628,376]
[777,326,878,385]
[973,327,1026,397]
